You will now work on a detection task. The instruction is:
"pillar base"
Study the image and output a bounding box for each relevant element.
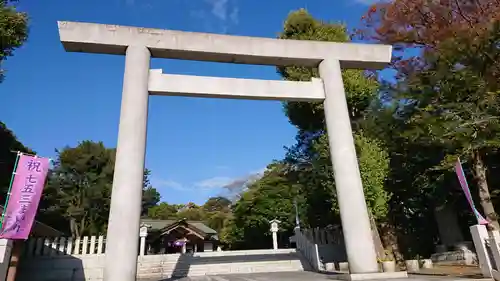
[336,271,408,281]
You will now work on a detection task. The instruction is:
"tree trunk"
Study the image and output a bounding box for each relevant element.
[70,218,80,238]
[472,151,499,229]
[80,216,86,237]
[380,221,404,263]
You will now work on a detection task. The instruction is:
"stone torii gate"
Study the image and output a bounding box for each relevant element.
[57,21,392,281]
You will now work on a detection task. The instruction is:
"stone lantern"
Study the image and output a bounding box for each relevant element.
[269,219,281,250]
[139,223,150,257]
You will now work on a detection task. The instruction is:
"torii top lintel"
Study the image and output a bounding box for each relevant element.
[57,21,392,69]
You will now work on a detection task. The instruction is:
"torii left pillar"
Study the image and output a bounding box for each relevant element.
[104,45,150,281]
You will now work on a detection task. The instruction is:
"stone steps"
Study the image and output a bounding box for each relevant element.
[18,249,311,281]
[136,256,308,278]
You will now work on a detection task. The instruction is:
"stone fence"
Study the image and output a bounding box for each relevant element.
[294,227,321,271]
[300,227,347,264]
[301,227,344,245]
[23,236,106,257]
[471,224,500,281]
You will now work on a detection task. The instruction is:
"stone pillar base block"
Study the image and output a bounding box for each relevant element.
[337,271,408,281]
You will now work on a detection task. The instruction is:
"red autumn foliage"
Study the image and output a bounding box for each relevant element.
[356,0,500,75]
[359,0,500,48]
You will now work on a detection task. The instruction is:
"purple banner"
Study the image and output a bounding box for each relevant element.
[0,154,50,239]
[455,158,489,225]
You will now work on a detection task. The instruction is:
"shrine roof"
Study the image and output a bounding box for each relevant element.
[140,218,217,235]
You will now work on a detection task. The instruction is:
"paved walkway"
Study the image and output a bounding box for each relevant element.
[150,271,491,281]
[166,272,332,280]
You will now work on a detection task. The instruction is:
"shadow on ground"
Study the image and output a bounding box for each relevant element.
[16,241,86,281]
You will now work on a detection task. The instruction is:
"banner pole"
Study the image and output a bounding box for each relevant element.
[0,152,22,230]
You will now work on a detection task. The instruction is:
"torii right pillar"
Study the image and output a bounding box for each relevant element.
[320,59,379,274]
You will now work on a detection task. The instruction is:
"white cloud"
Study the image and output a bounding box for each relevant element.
[195,176,234,189]
[190,0,239,33]
[153,179,186,191]
[229,6,239,24]
[250,167,267,176]
[153,167,267,200]
[206,0,229,21]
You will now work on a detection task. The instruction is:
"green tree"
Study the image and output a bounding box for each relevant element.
[148,202,180,219]
[203,196,232,233]
[42,141,157,236]
[176,202,205,221]
[400,22,500,227]
[147,197,232,234]
[205,210,231,234]
[359,0,500,229]
[278,9,390,225]
[42,141,115,237]
[278,10,378,132]
[0,0,28,82]
[275,9,392,258]
[142,169,161,216]
[203,196,231,212]
[361,101,446,259]
[222,163,304,250]
[0,122,34,202]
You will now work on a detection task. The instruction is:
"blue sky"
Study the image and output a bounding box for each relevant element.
[1,0,376,205]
